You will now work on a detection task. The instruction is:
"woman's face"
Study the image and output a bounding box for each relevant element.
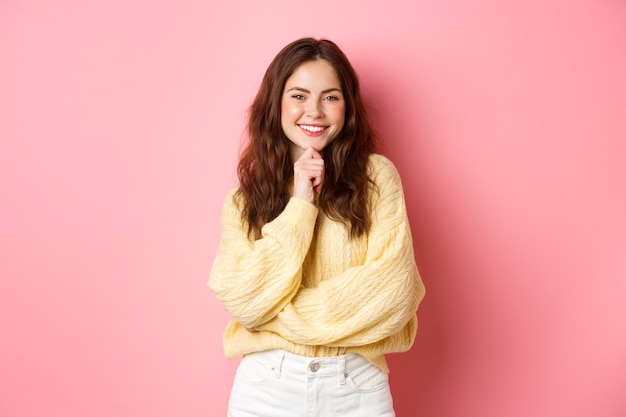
[281,59,345,161]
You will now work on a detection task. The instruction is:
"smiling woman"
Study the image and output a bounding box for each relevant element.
[208,38,425,417]
[281,59,346,161]
[281,59,346,202]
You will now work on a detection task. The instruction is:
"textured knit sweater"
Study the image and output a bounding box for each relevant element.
[208,154,425,373]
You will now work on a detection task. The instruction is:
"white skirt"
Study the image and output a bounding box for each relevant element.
[227,349,396,417]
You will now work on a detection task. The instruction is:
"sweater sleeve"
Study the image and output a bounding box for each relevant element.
[255,157,425,347]
[208,191,319,329]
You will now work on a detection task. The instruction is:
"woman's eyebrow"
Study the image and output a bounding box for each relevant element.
[286,86,343,94]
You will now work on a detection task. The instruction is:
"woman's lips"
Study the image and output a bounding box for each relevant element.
[299,124,327,136]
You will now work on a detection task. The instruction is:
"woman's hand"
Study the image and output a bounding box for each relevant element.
[293,147,324,203]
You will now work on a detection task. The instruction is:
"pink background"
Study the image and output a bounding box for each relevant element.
[1,0,625,416]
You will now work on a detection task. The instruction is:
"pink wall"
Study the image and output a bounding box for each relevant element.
[1,1,625,416]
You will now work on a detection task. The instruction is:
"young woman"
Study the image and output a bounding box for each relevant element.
[209,37,425,417]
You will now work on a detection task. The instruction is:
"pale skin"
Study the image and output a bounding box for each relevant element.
[281,59,346,204]
[293,147,325,203]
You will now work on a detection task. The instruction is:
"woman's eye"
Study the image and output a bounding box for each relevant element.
[324,95,339,101]
[291,94,305,100]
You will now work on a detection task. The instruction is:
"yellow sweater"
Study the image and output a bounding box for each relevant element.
[209,154,425,373]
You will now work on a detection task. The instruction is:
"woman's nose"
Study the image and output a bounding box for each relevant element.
[306,100,323,118]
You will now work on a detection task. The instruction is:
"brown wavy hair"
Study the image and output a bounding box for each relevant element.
[236,38,380,240]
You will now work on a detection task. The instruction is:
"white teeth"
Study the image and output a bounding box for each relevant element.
[300,125,325,132]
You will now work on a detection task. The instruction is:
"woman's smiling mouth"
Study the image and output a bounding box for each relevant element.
[299,124,327,136]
